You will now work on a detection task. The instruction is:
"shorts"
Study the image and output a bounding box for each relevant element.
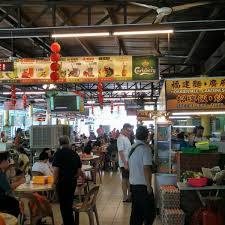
[120,167,129,179]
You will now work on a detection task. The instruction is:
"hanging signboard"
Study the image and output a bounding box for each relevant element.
[165,77,225,111]
[0,55,159,84]
[136,110,152,121]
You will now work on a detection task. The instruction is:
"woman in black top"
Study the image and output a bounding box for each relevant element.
[83,141,93,154]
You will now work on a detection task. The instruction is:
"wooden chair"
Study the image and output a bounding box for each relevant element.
[73,186,100,225]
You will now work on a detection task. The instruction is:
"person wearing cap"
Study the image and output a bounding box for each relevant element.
[0,151,25,217]
[32,152,53,176]
[117,123,132,202]
[128,126,156,225]
[52,135,82,225]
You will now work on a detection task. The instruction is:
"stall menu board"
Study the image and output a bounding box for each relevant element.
[137,110,152,121]
[166,77,225,111]
[0,56,159,84]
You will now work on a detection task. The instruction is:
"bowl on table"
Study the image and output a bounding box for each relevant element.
[187,177,208,187]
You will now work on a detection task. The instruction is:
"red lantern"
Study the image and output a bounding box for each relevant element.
[50,62,60,71]
[97,83,103,93]
[111,101,113,113]
[11,85,16,106]
[22,95,27,109]
[50,42,61,53]
[50,53,60,62]
[91,104,94,115]
[50,71,59,81]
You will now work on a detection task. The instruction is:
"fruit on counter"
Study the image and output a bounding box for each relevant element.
[0,73,3,79]
[181,171,203,181]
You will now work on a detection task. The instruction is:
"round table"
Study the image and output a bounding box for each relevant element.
[0,213,17,225]
[80,155,100,161]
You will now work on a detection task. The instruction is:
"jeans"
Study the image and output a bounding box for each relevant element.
[130,185,156,225]
[56,181,77,225]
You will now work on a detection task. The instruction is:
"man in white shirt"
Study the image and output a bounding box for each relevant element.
[32,152,53,176]
[117,123,132,202]
[128,126,156,225]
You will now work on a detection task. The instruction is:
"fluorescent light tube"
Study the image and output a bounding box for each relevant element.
[3,91,45,95]
[172,111,225,115]
[169,116,191,119]
[52,32,110,38]
[113,29,173,36]
[173,125,195,128]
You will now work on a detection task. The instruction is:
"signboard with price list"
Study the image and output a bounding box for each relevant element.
[165,77,225,111]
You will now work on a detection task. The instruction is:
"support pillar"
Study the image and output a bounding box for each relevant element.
[201,115,211,137]
[3,110,9,126]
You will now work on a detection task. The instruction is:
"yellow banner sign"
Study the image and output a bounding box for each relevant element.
[165,77,225,111]
[0,55,158,84]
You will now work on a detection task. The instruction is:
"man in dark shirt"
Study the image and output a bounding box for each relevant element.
[0,151,25,217]
[52,135,82,225]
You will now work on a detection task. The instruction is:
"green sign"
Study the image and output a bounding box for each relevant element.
[132,56,159,80]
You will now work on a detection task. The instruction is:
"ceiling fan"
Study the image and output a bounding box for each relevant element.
[130,1,213,24]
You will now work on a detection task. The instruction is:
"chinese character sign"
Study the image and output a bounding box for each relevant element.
[165,78,225,111]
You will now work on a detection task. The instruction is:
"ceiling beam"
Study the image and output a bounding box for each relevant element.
[0,40,28,57]
[179,8,222,72]
[0,7,51,53]
[203,41,225,74]
[60,6,86,26]
[106,8,127,55]
[26,6,50,27]
[95,5,123,25]
[130,9,154,24]
[56,8,96,56]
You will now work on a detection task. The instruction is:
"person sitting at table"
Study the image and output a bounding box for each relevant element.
[17,146,30,175]
[32,152,53,176]
[83,141,93,155]
[0,151,25,217]
[41,147,54,171]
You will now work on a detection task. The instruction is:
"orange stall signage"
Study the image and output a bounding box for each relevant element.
[165,77,225,111]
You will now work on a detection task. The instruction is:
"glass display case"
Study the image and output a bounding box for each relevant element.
[154,121,177,207]
[156,123,172,173]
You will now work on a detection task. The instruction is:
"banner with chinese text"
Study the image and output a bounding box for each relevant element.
[165,78,225,111]
[0,55,159,84]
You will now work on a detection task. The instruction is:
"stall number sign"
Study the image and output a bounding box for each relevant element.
[165,78,225,111]
[0,62,14,71]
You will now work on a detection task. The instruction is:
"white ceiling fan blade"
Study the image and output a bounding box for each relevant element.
[130,2,158,10]
[172,1,212,12]
[153,13,165,24]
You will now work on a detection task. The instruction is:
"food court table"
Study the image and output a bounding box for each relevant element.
[80,155,100,161]
[177,182,225,206]
[15,183,53,193]
[0,213,17,225]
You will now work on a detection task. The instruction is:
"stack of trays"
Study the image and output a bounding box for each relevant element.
[159,185,180,209]
[161,209,185,225]
[159,185,185,225]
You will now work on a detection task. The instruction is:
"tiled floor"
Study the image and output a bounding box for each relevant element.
[53,171,162,225]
